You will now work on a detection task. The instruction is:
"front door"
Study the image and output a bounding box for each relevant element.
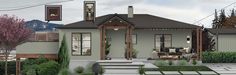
[106,29,126,59]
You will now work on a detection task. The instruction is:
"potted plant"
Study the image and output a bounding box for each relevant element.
[74,66,84,74]
[132,49,138,58]
[105,41,111,60]
[139,66,145,75]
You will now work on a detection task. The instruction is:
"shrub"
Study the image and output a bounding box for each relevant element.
[74,66,84,74]
[26,69,37,75]
[83,62,95,74]
[22,57,49,75]
[177,60,188,66]
[168,60,173,66]
[0,61,16,75]
[203,52,236,63]
[99,66,105,74]
[192,59,197,65]
[154,60,168,66]
[58,68,72,75]
[37,61,60,75]
[139,66,145,75]
[23,64,38,75]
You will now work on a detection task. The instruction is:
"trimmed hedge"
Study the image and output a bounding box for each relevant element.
[202,52,236,63]
[158,66,212,71]
[0,61,17,75]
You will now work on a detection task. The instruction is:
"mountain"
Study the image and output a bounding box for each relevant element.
[25,20,62,31]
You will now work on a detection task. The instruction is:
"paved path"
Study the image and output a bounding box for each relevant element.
[204,63,236,75]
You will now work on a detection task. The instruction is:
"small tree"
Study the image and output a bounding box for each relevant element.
[0,14,32,75]
[58,34,70,69]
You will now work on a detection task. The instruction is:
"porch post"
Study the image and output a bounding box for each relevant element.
[125,26,129,59]
[200,28,203,60]
[100,26,106,60]
[16,58,20,75]
[196,27,202,60]
[196,28,199,60]
[129,27,133,59]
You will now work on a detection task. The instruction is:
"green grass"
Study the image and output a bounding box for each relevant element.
[157,66,213,71]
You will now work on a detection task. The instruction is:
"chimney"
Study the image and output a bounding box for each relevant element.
[128,6,133,18]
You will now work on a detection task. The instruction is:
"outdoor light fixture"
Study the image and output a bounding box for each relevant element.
[114,28,119,31]
[113,25,119,31]
[187,35,190,43]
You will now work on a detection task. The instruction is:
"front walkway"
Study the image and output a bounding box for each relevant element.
[204,63,236,75]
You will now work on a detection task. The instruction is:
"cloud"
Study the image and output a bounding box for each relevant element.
[0,0,235,27]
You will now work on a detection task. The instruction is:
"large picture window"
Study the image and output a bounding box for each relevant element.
[155,34,172,52]
[72,33,91,56]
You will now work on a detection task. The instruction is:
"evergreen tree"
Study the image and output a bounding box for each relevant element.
[218,9,227,28]
[58,34,70,69]
[212,9,219,28]
[231,9,235,17]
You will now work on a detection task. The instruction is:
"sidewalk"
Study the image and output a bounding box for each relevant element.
[203,63,236,75]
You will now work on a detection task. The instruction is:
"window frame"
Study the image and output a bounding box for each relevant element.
[71,32,92,56]
[154,34,172,49]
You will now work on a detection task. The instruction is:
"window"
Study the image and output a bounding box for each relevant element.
[72,33,91,56]
[132,34,137,44]
[155,34,172,52]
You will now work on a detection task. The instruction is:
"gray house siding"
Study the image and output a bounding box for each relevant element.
[105,29,193,59]
[218,34,236,52]
[133,29,192,58]
[59,29,101,60]
[16,42,58,54]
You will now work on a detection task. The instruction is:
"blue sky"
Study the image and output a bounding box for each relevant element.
[0,0,235,28]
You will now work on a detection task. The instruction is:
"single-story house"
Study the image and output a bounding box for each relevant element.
[15,3,204,74]
[208,28,236,52]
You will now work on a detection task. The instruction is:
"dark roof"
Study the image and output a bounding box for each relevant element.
[57,14,200,29]
[208,28,236,34]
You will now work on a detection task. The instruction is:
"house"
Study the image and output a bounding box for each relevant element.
[208,28,236,52]
[15,1,204,74]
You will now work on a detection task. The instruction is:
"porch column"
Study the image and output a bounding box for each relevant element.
[196,28,202,60]
[100,26,106,60]
[196,28,199,60]
[127,26,133,59]
[199,28,203,60]
[16,58,20,75]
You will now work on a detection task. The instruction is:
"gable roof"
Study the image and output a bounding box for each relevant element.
[57,14,200,29]
[208,28,236,34]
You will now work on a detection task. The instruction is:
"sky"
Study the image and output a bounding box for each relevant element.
[0,0,236,28]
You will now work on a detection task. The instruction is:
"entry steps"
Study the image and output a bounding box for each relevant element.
[97,60,144,75]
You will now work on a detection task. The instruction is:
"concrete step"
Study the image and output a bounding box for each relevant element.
[97,60,132,63]
[105,69,138,74]
[145,71,162,75]
[103,73,140,75]
[100,62,144,66]
[104,66,140,69]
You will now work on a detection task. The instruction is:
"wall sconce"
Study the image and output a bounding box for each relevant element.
[187,35,190,44]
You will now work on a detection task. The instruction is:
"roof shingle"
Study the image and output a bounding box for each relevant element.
[57,14,199,29]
